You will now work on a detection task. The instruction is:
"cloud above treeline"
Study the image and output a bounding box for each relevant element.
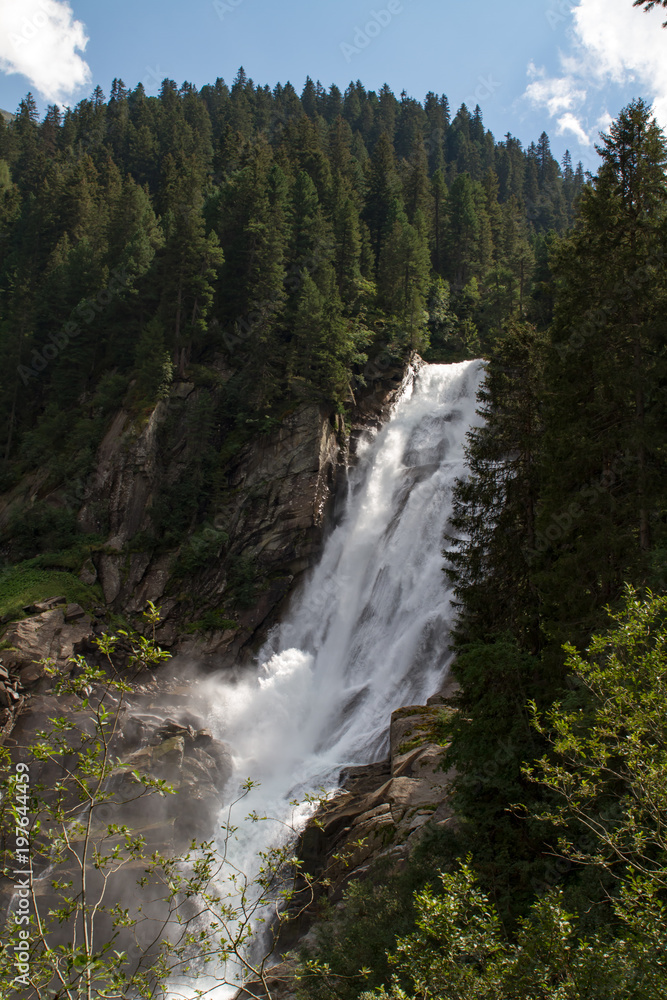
[0,0,91,105]
[525,0,667,147]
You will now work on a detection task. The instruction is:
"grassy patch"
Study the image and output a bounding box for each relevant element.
[398,733,429,755]
[0,559,103,623]
[398,709,452,755]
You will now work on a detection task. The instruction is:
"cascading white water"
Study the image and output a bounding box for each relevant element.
[169,359,485,998]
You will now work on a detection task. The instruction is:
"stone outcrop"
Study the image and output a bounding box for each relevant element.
[2,605,94,681]
[72,378,347,661]
[300,702,456,901]
[0,604,98,740]
[111,714,233,846]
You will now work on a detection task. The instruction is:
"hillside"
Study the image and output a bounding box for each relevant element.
[0,73,582,644]
[1,63,667,1000]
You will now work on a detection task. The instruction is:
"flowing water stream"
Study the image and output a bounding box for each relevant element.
[170,359,485,998]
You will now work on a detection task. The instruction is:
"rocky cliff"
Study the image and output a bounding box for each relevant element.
[78,389,344,661]
[0,357,416,735]
[74,358,415,659]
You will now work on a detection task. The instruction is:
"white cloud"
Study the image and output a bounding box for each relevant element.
[556,112,592,145]
[524,0,667,148]
[525,63,587,117]
[0,0,91,105]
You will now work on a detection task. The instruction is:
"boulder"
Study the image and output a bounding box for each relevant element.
[64,603,87,622]
[22,596,67,614]
[300,700,456,906]
[78,559,98,586]
[1,608,94,684]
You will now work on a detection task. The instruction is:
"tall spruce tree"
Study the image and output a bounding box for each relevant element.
[539,99,667,646]
[446,321,547,650]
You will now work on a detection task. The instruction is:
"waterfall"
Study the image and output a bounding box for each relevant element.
[170,359,485,998]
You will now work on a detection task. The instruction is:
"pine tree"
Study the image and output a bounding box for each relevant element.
[363,132,401,272]
[403,128,431,224]
[158,160,224,374]
[446,321,547,650]
[377,210,431,351]
[445,173,481,288]
[539,99,667,646]
[430,169,447,275]
[333,190,365,306]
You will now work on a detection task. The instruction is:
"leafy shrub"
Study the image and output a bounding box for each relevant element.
[6,502,79,560]
[173,525,229,577]
[225,556,259,609]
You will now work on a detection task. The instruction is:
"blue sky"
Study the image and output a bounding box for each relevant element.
[1,0,666,170]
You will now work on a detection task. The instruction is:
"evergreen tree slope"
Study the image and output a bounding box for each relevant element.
[0,72,579,567]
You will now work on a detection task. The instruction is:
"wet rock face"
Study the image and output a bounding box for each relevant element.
[2,606,94,683]
[299,703,456,902]
[113,713,233,847]
[75,383,346,660]
[0,606,97,738]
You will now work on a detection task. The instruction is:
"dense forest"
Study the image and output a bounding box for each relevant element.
[2,53,667,1000]
[0,72,583,563]
[303,97,667,999]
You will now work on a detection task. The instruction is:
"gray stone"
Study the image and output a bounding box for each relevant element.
[23,596,67,614]
[19,662,44,687]
[155,719,194,742]
[2,609,94,679]
[152,735,185,767]
[78,560,98,586]
[64,603,87,622]
[193,728,213,747]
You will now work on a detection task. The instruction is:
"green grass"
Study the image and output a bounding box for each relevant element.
[0,558,103,623]
[184,610,238,634]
